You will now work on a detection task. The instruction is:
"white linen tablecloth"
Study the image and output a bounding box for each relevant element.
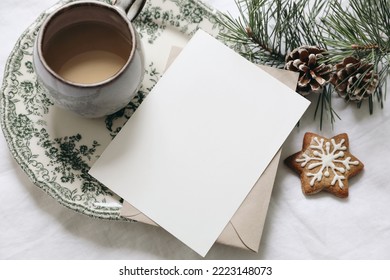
[1,0,389,260]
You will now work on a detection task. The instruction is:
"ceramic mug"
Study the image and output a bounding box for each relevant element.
[33,0,146,118]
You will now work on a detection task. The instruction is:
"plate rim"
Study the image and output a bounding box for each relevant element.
[0,0,225,221]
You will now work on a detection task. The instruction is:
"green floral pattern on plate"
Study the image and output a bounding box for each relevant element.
[0,0,225,220]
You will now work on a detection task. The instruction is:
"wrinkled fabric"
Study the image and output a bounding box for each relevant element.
[1,0,389,260]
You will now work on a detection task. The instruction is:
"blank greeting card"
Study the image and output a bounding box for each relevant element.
[89,29,310,256]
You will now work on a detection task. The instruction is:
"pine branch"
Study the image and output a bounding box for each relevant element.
[217,0,390,128]
[322,0,389,113]
[217,0,335,128]
[323,0,390,61]
[217,0,323,67]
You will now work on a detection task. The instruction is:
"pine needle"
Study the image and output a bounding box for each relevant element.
[217,0,389,128]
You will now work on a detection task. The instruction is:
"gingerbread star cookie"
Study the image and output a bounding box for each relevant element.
[285,132,364,198]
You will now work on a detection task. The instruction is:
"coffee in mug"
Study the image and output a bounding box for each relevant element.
[44,21,131,84]
[33,0,146,118]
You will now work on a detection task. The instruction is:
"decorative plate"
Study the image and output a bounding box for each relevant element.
[0,0,225,220]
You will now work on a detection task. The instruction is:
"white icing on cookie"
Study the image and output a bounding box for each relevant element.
[296,137,360,188]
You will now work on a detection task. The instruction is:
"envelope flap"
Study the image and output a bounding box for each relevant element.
[258,65,299,90]
[231,150,282,251]
[215,150,282,251]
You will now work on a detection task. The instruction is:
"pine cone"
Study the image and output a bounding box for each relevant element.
[285,46,332,95]
[330,57,379,102]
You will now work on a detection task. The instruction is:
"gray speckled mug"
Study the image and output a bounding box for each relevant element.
[33,0,146,118]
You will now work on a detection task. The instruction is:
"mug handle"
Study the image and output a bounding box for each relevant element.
[113,0,146,21]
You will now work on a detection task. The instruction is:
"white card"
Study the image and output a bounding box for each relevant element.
[89,30,310,256]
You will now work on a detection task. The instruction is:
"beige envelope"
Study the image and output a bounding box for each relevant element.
[120,47,299,252]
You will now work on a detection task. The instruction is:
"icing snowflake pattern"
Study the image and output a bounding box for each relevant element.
[296,137,360,188]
